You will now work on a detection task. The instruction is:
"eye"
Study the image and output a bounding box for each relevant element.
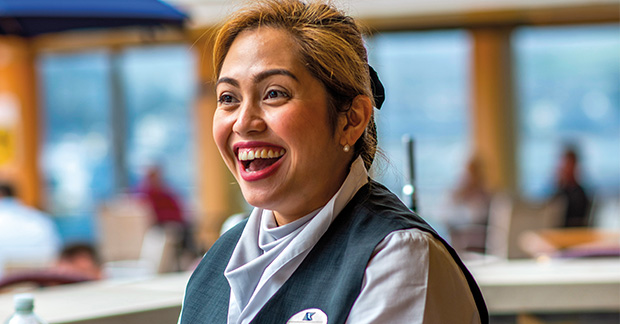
[217,93,238,105]
[264,89,289,101]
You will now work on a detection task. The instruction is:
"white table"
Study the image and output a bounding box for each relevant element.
[467,257,620,314]
[0,258,618,323]
[0,272,190,324]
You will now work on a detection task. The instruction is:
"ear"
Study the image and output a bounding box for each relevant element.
[339,95,373,147]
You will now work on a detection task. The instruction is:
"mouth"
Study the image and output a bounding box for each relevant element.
[236,146,286,173]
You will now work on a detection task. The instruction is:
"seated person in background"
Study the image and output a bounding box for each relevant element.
[552,146,591,228]
[0,183,61,278]
[135,165,197,269]
[444,155,491,254]
[136,166,185,225]
[55,243,102,281]
[0,243,101,291]
[451,155,491,226]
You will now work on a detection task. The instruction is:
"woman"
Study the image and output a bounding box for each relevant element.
[180,1,488,323]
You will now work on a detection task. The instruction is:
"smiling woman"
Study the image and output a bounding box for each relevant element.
[179,1,488,323]
[213,27,354,223]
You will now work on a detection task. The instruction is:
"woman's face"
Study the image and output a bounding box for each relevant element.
[213,27,349,224]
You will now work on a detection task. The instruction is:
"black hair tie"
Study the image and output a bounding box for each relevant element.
[368,65,385,109]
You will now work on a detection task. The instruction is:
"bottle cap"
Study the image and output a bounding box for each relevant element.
[13,293,34,311]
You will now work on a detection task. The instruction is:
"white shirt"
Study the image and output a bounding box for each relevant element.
[349,229,480,323]
[188,157,480,324]
[0,198,61,277]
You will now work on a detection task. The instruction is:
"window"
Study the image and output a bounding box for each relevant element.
[120,46,197,201]
[515,24,620,226]
[39,51,114,242]
[39,44,197,243]
[367,30,471,234]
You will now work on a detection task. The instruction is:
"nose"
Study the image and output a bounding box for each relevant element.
[232,101,266,135]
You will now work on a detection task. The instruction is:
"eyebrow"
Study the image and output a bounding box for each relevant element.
[254,69,299,83]
[215,77,239,88]
[216,69,299,89]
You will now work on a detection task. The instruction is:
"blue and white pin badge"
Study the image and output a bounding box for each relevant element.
[286,308,328,324]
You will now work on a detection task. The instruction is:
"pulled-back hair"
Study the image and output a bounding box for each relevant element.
[213,0,378,169]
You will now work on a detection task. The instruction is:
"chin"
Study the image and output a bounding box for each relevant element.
[239,186,274,210]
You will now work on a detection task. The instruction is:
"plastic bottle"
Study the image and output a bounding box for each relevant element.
[4,293,48,324]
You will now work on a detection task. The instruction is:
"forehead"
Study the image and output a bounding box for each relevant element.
[221,27,302,75]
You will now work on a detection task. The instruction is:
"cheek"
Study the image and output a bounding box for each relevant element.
[285,115,332,155]
[212,112,233,158]
[271,114,307,147]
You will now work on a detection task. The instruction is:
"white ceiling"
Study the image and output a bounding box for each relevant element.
[167,0,618,28]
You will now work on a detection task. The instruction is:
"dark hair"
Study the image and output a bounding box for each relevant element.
[213,0,377,169]
[0,183,15,197]
[562,144,580,163]
[60,243,100,265]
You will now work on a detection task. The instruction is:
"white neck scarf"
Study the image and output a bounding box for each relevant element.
[224,157,369,324]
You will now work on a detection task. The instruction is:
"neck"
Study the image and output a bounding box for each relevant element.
[273,172,348,226]
[270,157,361,226]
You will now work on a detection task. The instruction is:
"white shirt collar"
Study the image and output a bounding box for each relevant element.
[224,156,369,324]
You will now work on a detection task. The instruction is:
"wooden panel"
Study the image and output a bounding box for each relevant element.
[470,27,517,193]
[359,3,620,32]
[32,28,187,53]
[183,1,620,33]
[0,36,41,207]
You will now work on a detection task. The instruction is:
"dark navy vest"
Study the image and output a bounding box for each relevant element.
[180,181,488,323]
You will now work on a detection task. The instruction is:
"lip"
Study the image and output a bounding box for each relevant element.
[233,141,286,182]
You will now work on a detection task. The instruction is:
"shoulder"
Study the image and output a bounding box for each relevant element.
[346,181,435,235]
[371,229,465,280]
[370,228,446,264]
[376,228,435,247]
[357,181,410,214]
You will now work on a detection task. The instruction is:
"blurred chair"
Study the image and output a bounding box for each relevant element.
[486,193,566,259]
[103,226,178,279]
[98,196,179,279]
[98,196,152,262]
[590,193,620,229]
[140,225,181,273]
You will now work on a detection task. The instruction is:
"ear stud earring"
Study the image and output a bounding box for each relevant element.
[343,144,351,152]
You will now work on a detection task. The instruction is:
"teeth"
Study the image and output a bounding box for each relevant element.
[238,147,285,161]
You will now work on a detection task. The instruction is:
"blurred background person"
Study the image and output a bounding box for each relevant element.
[54,243,102,281]
[551,145,591,228]
[0,183,61,278]
[135,165,185,226]
[452,155,492,226]
[134,165,197,270]
[0,243,101,292]
[445,155,492,254]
